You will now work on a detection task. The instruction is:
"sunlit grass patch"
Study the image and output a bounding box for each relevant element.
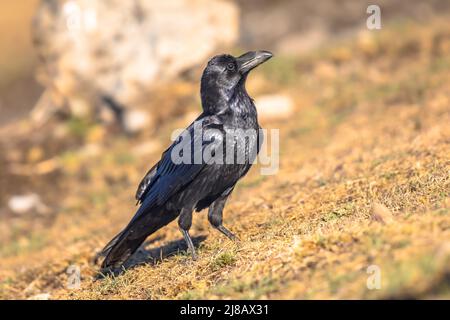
[210,251,237,271]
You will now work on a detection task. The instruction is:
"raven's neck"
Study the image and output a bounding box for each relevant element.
[225,89,258,127]
[201,81,257,127]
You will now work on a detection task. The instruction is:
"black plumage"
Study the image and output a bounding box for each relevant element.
[100,51,273,269]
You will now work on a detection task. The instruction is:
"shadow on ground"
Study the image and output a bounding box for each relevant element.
[96,235,208,278]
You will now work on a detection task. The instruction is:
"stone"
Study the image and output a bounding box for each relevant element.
[8,194,49,215]
[32,0,239,129]
[27,293,51,300]
[255,94,295,121]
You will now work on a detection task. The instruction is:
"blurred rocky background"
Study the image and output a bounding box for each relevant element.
[2,0,450,132]
[31,0,239,133]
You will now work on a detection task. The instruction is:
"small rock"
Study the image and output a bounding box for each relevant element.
[123,109,152,134]
[255,94,295,121]
[28,293,51,300]
[371,202,394,225]
[8,194,49,215]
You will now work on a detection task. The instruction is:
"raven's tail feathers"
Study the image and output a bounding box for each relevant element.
[100,226,147,270]
[97,230,124,260]
[99,208,179,270]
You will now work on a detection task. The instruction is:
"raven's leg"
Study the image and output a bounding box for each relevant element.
[178,208,198,260]
[208,195,238,241]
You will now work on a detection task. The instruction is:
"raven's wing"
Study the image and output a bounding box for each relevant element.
[135,113,205,203]
[135,153,164,203]
[134,115,223,209]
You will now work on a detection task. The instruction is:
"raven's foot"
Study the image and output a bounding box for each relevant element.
[180,229,198,260]
[216,225,239,242]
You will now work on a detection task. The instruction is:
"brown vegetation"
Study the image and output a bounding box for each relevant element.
[0,18,449,299]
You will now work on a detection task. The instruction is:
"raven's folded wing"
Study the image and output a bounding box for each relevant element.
[133,116,223,218]
[134,156,162,203]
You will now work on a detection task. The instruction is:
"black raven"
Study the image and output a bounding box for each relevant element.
[100,51,273,269]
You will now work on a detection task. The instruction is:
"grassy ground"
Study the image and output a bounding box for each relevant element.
[0,18,449,299]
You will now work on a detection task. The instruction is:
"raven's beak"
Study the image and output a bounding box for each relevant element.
[237,50,273,74]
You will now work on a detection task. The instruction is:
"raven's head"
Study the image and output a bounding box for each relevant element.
[201,51,273,114]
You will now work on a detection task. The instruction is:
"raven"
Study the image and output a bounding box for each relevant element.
[100,51,273,269]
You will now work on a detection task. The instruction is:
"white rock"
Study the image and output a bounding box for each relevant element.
[28,293,51,300]
[123,109,152,134]
[8,194,49,215]
[33,0,239,129]
[255,94,295,121]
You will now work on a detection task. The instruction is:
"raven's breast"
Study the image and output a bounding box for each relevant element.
[166,121,261,212]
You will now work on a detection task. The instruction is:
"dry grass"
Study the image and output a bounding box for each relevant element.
[1,18,449,299]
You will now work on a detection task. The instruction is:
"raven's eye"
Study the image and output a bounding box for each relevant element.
[226,62,235,71]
